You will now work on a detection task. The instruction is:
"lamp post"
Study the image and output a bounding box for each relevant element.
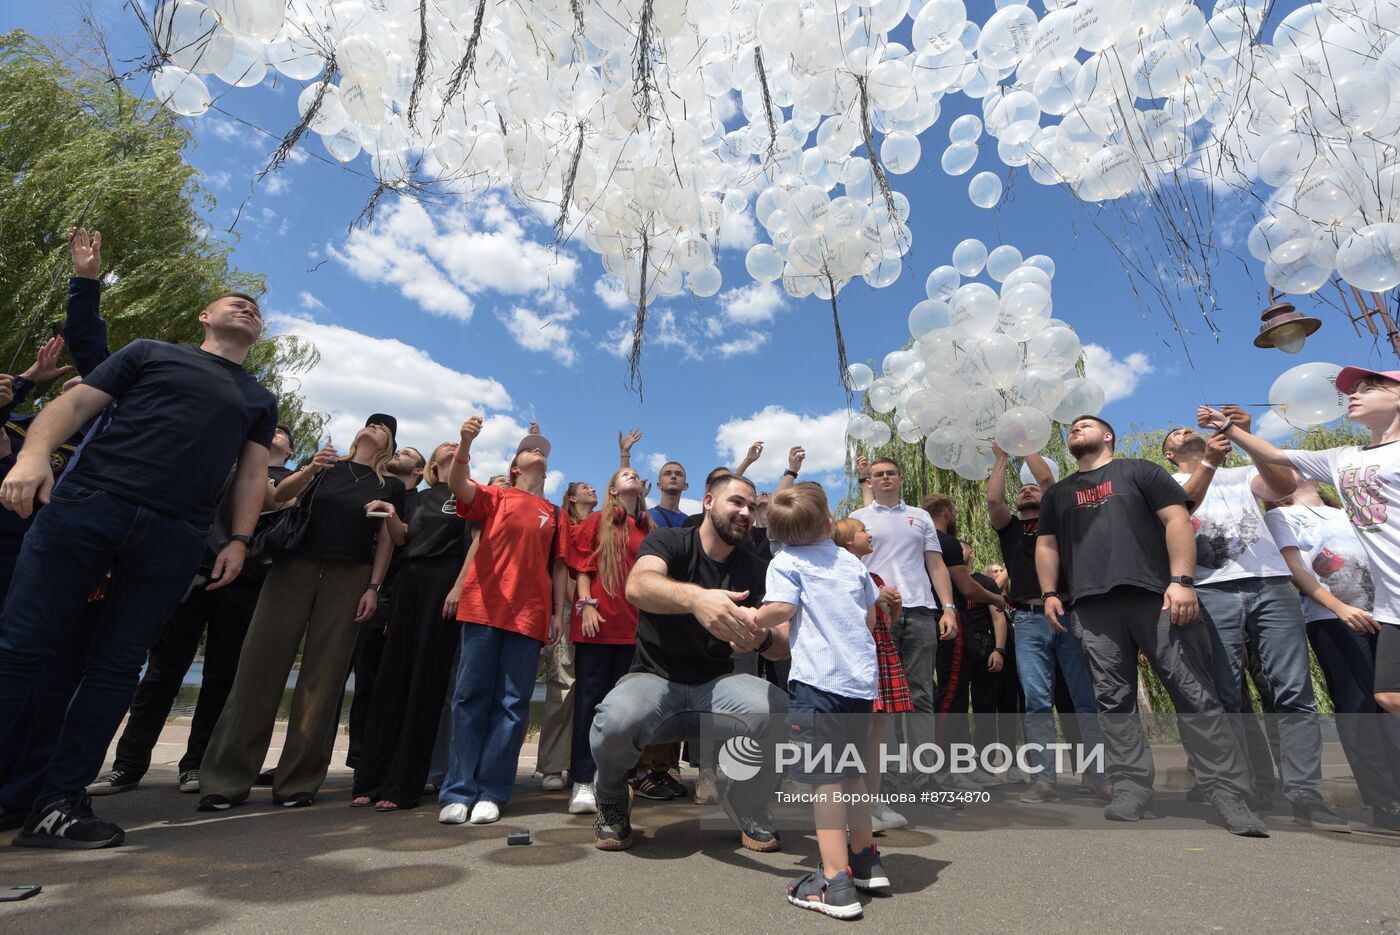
[1254,289,1321,354]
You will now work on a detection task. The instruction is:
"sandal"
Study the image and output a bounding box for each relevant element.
[374,800,400,812]
[351,796,374,807]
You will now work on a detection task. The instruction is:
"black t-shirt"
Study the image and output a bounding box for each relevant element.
[1037,459,1190,602]
[995,515,1044,604]
[402,482,471,562]
[202,463,293,580]
[631,525,766,685]
[936,529,966,611]
[65,340,278,523]
[962,572,998,635]
[296,461,407,566]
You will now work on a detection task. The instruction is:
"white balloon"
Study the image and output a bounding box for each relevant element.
[1269,362,1347,426]
[951,238,988,276]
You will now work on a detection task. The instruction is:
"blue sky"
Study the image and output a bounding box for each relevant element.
[9,1,1389,510]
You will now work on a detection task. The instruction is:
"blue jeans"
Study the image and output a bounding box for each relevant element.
[1198,577,1322,802]
[0,484,206,804]
[439,622,543,808]
[1013,609,1107,783]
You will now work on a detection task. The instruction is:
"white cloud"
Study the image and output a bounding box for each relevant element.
[1082,343,1154,404]
[716,330,770,357]
[719,281,787,324]
[264,174,291,196]
[718,206,757,250]
[713,405,850,484]
[298,291,325,311]
[679,496,702,515]
[267,313,536,479]
[1255,410,1295,442]
[594,275,630,310]
[327,196,580,324]
[647,453,671,473]
[498,303,579,366]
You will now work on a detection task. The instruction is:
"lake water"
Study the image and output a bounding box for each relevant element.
[174,663,550,726]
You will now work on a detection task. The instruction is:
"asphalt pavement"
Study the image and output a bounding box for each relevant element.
[2,760,1398,935]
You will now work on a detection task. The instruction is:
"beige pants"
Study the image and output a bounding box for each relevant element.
[200,556,371,800]
[535,630,575,776]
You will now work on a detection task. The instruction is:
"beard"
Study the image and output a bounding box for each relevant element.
[1173,437,1206,461]
[944,515,959,538]
[1068,437,1104,459]
[710,510,750,546]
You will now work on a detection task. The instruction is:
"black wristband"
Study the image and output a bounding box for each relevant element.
[783,469,799,478]
[1040,591,1058,600]
[229,534,252,546]
[991,647,1006,656]
[757,629,774,653]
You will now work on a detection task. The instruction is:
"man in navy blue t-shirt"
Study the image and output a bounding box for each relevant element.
[0,289,277,850]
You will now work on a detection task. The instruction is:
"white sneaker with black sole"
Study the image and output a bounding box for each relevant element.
[87,769,140,796]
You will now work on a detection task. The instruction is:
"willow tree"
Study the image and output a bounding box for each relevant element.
[0,30,325,459]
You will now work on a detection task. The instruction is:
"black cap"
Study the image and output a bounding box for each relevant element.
[365,413,397,449]
[275,422,293,440]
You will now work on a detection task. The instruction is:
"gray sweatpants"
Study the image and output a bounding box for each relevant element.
[1072,586,1251,801]
[590,671,787,815]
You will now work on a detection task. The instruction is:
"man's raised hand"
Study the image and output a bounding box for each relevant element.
[69,228,101,280]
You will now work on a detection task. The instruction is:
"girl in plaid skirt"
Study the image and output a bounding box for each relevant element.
[834,519,913,832]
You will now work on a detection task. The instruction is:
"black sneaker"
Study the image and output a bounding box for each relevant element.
[277,792,314,808]
[254,769,276,787]
[660,769,688,799]
[178,770,200,794]
[1292,794,1350,833]
[1371,802,1400,832]
[1207,789,1270,837]
[719,785,781,852]
[13,795,124,849]
[594,792,634,851]
[787,867,862,920]
[848,844,892,894]
[633,770,679,800]
[1104,789,1155,822]
[197,793,244,812]
[87,769,140,796]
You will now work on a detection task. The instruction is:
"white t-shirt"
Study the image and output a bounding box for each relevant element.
[1172,465,1289,585]
[1263,504,1375,624]
[1285,442,1400,626]
[849,501,942,609]
[764,540,880,700]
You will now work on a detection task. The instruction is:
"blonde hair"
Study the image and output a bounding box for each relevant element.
[424,442,456,485]
[832,517,864,550]
[345,431,392,486]
[595,469,643,597]
[769,482,830,546]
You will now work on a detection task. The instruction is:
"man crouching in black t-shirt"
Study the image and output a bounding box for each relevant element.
[589,474,790,852]
[1035,416,1266,837]
[0,292,277,850]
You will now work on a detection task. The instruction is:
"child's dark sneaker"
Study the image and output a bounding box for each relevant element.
[848,844,892,893]
[787,867,862,920]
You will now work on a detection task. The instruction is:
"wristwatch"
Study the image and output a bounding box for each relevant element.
[991,647,1006,656]
[783,469,799,478]
[757,629,775,653]
[229,534,252,546]
[1040,591,1058,600]
[1169,575,1195,587]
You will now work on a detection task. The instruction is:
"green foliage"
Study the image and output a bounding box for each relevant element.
[0,30,325,458]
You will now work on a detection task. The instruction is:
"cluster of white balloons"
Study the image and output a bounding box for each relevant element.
[146,0,1400,319]
[928,0,1400,298]
[844,240,1108,481]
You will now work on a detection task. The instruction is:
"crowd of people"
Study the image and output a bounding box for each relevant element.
[1,230,1399,920]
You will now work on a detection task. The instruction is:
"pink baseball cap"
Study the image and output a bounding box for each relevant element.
[1336,366,1400,394]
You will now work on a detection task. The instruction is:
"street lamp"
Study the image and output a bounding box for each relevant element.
[1254,289,1321,354]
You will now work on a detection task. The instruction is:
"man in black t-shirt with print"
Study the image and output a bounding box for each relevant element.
[589,474,789,853]
[1035,416,1264,837]
[0,291,277,850]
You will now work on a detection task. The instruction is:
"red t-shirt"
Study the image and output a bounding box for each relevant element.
[456,484,569,642]
[566,510,646,645]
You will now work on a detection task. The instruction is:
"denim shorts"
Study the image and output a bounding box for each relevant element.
[787,680,874,785]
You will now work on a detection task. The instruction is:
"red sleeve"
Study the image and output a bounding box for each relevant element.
[457,481,499,522]
[568,513,599,574]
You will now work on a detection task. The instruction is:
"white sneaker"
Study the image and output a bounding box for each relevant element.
[872,800,908,830]
[541,772,566,792]
[469,800,500,824]
[438,803,468,825]
[568,782,597,815]
[968,767,1003,787]
[1005,765,1030,785]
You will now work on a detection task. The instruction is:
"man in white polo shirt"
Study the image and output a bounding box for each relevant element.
[851,457,958,793]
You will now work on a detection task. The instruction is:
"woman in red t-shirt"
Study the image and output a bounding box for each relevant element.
[437,418,569,826]
[563,467,651,815]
